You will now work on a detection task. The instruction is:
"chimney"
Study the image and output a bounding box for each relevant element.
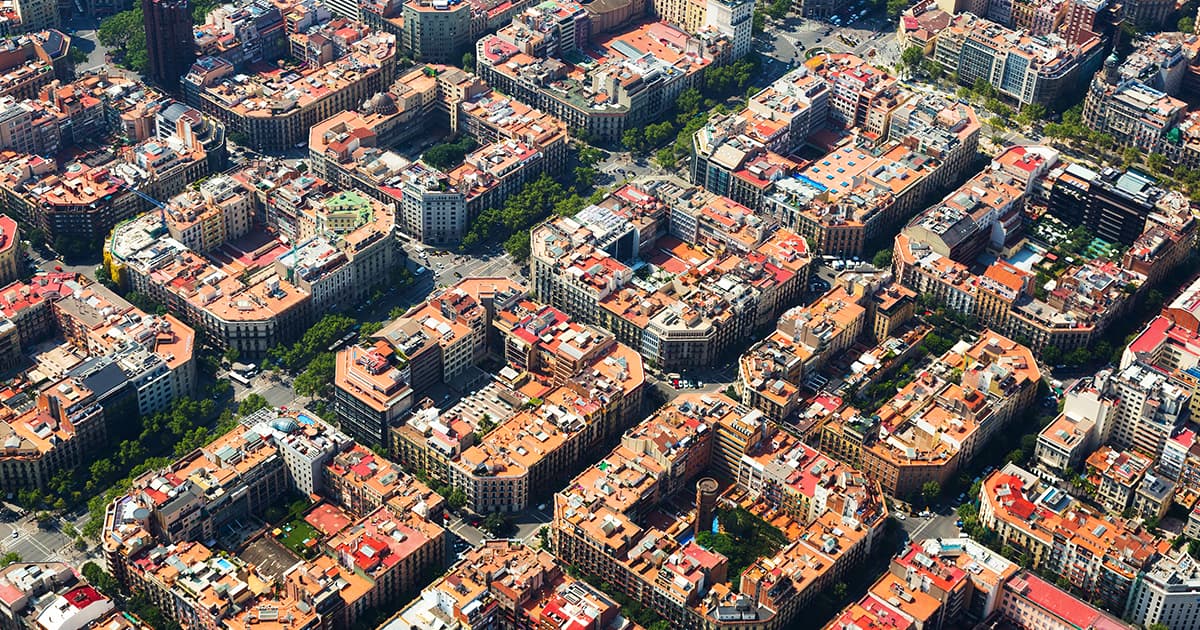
[695,477,719,537]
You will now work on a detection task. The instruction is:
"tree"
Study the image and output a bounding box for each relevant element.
[655,147,676,168]
[423,137,477,170]
[1147,152,1167,174]
[228,131,250,146]
[832,582,848,601]
[643,121,675,148]
[223,347,240,364]
[98,8,148,72]
[1042,345,1061,366]
[1179,16,1195,33]
[675,89,703,123]
[69,47,88,66]
[622,128,643,155]
[1147,624,1170,630]
[577,145,604,167]
[872,249,893,269]
[1122,146,1140,168]
[504,230,531,261]
[901,46,923,72]
[1015,103,1046,126]
[1064,347,1090,368]
[482,512,510,535]
[972,78,997,99]
[191,0,217,21]
[886,0,908,20]
[752,9,766,34]
[921,481,941,503]
[922,59,944,81]
[447,489,467,511]
[461,51,475,70]
[0,552,18,567]
[764,0,789,18]
[294,352,335,397]
[238,393,270,416]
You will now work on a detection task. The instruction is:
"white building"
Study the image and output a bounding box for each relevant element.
[1126,550,1200,630]
[243,409,351,496]
[1096,363,1190,457]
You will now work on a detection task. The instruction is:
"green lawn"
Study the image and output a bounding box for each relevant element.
[277,518,321,558]
[696,507,788,582]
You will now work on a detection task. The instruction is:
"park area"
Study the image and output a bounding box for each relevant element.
[274,518,321,559]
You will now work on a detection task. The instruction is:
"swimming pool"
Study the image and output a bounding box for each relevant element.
[296,413,316,425]
[1006,244,1045,271]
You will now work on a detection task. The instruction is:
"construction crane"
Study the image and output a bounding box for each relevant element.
[107,176,168,231]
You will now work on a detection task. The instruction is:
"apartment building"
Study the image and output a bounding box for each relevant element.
[187,29,398,151]
[0,563,117,630]
[691,66,829,198]
[738,286,865,422]
[0,76,222,244]
[1034,409,1100,476]
[326,503,446,613]
[307,66,462,169]
[386,540,627,630]
[760,97,979,258]
[162,175,255,253]
[448,324,644,513]
[895,154,1192,356]
[1126,549,1200,630]
[553,391,888,630]
[274,193,398,312]
[1085,445,1152,514]
[0,214,18,287]
[1045,164,1193,247]
[391,385,501,484]
[476,15,734,142]
[106,212,312,358]
[336,278,525,446]
[401,0,474,63]
[1160,426,1200,506]
[979,463,1167,611]
[824,537,1018,630]
[325,443,443,517]
[846,333,1040,498]
[0,31,69,101]
[1126,276,1200,375]
[533,182,812,371]
[1095,362,1190,459]
[192,0,293,69]
[334,342,415,447]
[0,272,76,348]
[0,380,104,490]
[103,422,290,569]
[1083,53,1186,159]
[998,572,1135,630]
[931,12,1103,107]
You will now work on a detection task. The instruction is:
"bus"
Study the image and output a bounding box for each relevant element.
[230,371,252,386]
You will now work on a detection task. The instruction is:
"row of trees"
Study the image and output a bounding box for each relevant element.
[460,165,604,260]
[624,56,762,168]
[80,391,237,537]
[267,313,355,371]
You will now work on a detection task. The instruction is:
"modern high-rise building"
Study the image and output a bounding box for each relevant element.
[142,0,194,90]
